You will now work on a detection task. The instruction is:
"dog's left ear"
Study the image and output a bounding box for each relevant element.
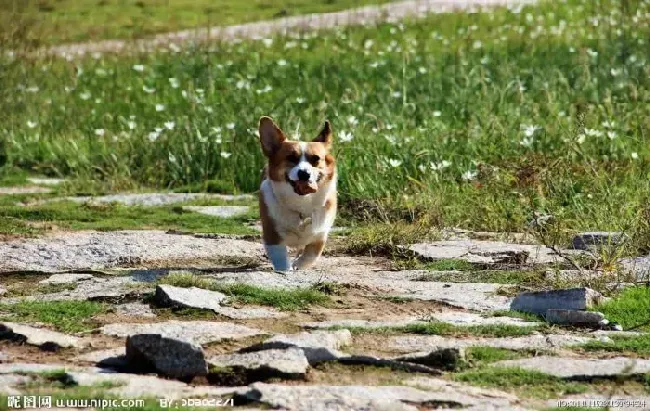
[312,120,332,149]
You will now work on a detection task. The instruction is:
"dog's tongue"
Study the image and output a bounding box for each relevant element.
[295,181,318,195]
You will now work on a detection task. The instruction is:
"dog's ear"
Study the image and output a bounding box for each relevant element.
[312,120,332,149]
[259,116,286,157]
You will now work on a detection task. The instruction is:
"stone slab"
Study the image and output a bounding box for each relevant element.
[388,334,595,353]
[511,287,605,315]
[101,321,265,345]
[0,230,264,273]
[494,356,650,379]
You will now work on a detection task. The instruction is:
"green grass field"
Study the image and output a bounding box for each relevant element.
[1,0,650,244]
[0,0,394,46]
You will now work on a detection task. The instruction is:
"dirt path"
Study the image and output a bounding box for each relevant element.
[40,0,535,57]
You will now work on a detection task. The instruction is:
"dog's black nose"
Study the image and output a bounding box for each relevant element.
[297,169,310,181]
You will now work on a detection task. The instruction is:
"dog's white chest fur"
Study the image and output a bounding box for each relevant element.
[260,178,335,248]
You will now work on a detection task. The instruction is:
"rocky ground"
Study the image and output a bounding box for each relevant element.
[1,186,650,410]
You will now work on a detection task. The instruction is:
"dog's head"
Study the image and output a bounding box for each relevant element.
[259,116,336,196]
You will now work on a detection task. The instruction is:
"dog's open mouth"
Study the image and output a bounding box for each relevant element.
[287,175,318,196]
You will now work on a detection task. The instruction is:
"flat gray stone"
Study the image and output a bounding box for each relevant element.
[77,347,125,363]
[155,284,226,310]
[182,205,250,218]
[235,381,522,411]
[209,348,309,379]
[39,273,94,285]
[114,302,156,318]
[65,371,241,399]
[27,192,253,207]
[209,269,513,312]
[494,356,650,379]
[545,309,605,327]
[572,232,625,250]
[408,239,576,265]
[126,334,207,380]
[0,286,6,296]
[388,334,594,353]
[240,330,351,364]
[0,362,100,374]
[27,177,66,186]
[0,186,52,194]
[155,284,284,320]
[101,321,264,345]
[0,351,7,361]
[0,230,264,273]
[301,319,421,330]
[0,322,87,349]
[511,287,605,315]
[428,311,541,327]
[619,256,650,282]
[1,276,150,304]
[0,375,30,395]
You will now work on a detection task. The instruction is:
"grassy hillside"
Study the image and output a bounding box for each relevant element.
[0,0,394,46]
[1,0,649,236]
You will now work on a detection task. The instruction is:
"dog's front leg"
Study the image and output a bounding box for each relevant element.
[292,238,325,270]
[265,244,292,272]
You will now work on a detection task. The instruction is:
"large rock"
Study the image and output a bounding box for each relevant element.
[544,309,606,327]
[408,239,575,265]
[126,334,207,380]
[493,356,650,379]
[101,321,264,345]
[0,322,87,350]
[39,273,94,285]
[235,381,522,411]
[240,330,352,364]
[208,348,309,384]
[154,284,284,320]
[572,232,625,250]
[182,206,250,218]
[510,287,605,315]
[388,334,594,353]
[0,230,264,273]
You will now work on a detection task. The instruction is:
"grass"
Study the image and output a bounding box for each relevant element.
[2,0,649,240]
[596,286,650,331]
[579,334,650,357]
[453,367,590,399]
[4,282,77,297]
[1,0,396,46]
[0,200,257,235]
[0,300,106,333]
[159,271,330,310]
[424,259,475,271]
[465,347,530,364]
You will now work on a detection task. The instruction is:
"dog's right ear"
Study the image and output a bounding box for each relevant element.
[259,116,286,157]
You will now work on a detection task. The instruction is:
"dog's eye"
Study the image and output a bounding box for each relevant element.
[308,155,320,164]
[286,154,300,163]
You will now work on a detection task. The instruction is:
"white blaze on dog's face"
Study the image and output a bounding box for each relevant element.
[259,117,335,196]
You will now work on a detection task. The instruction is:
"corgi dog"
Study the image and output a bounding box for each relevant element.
[258,116,337,272]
